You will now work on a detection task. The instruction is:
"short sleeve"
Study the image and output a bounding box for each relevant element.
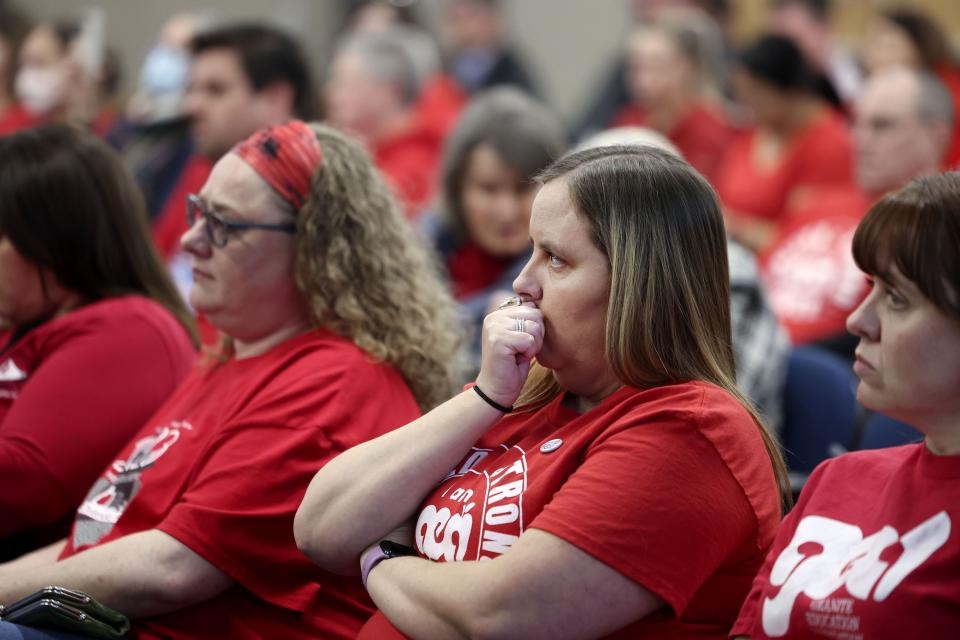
[157,421,334,611]
[530,408,761,617]
[154,354,419,612]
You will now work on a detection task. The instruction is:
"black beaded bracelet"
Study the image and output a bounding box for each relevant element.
[473,385,513,413]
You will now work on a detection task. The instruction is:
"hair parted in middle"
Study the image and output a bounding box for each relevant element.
[295,123,463,411]
[516,144,791,508]
[439,87,566,245]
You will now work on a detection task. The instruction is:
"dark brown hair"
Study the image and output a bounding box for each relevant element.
[0,124,197,343]
[519,144,791,509]
[191,23,317,119]
[853,172,960,320]
[439,87,565,245]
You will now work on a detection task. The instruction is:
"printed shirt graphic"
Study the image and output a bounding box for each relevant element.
[760,186,872,344]
[359,382,783,639]
[416,443,529,563]
[73,421,190,547]
[733,444,960,639]
[60,329,421,640]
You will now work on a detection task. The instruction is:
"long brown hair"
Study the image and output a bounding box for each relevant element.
[518,144,791,509]
[0,124,197,344]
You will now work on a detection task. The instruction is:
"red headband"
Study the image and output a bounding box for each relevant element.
[231,120,323,211]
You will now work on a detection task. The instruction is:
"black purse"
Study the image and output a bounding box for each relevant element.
[0,586,129,639]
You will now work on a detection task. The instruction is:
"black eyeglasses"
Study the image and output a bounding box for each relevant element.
[186,193,296,248]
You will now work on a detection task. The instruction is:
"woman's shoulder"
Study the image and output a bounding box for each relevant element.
[28,295,189,352]
[809,443,927,482]
[259,329,415,394]
[610,381,752,424]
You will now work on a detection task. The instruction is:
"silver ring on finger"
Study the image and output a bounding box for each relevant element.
[514,317,525,333]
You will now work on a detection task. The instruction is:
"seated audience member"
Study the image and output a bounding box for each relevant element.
[714,34,853,253]
[0,2,33,135]
[325,28,441,216]
[13,21,76,126]
[579,126,789,433]
[611,17,735,181]
[862,7,960,170]
[14,18,119,136]
[419,87,565,373]
[295,145,789,638]
[572,1,734,142]
[732,172,960,639]
[0,121,460,639]
[0,125,197,560]
[761,66,952,357]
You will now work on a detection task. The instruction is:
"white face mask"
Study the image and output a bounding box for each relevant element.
[15,65,67,116]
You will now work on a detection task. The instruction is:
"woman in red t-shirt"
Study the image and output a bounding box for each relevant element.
[0,125,197,558]
[420,87,566,375]
[296,145,790,638]
[732,173,960,639]
[611,18,735,182]
[714,34,853,253]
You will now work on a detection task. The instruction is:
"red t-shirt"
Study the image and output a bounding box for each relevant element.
[61,329,421,640]
[0,296,195,540]
[611,102,736,182]
[714,108,854,223]
[360,382,782,638]
[374,123,442,219]
[732,444,960,639]
[759,186,872,344]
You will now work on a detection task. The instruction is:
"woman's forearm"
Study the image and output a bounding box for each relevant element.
[294,388,505,573]
[0,530,232,617]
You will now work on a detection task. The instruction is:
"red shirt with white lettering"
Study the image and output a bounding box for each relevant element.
[360,382,782,638]
[759,186,872,344]
[732,444,960,639]
[60,329,421,640]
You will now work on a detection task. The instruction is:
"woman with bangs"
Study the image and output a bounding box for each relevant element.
[733,173,960,639]
[296,144,789,638]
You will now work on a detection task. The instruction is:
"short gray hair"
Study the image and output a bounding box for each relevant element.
[914,70,954,128]
[334,28,419,105]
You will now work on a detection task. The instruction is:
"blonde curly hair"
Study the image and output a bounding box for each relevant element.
[294,123,462,411]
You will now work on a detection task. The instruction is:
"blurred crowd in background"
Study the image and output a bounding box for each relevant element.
[0,0,957,437]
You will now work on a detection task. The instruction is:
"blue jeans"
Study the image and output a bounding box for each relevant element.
[0,622,94,640]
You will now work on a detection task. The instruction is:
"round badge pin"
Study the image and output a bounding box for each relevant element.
[540,438,563,453]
